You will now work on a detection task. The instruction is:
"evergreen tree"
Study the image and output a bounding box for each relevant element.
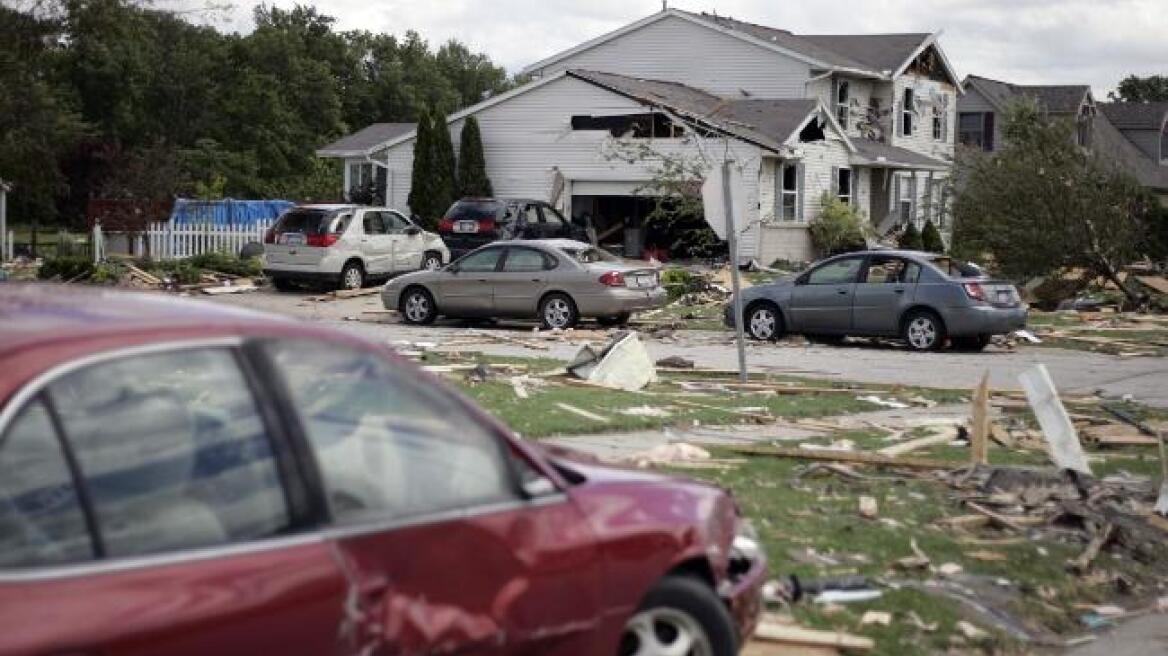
[408,106,436,223]
[457,116,493,197]
[899,222,923,250]
[921,219,945,253]
[431,110,457,213]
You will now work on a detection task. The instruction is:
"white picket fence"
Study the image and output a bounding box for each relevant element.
[144,220,274,260]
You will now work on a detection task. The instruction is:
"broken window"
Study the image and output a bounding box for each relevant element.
[863,255,911,284]
[798,119,826,142]
[776,162,801,221]
[836,80,850,129]
[837,168,852,205]
[932,106,945,141]
[570,112,683,138]
[901,88,914,137]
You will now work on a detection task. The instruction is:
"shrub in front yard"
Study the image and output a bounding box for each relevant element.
[808,194,867,257]
[921,219,945,253]
[37,256,94,281]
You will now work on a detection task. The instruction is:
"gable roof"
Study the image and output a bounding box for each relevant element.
[1099,102,1168,131]
[851,138,949,170]
[317,123,416,157]
[965,75,1091,115]
[522,8,952,84]
[1091,114,1168,192]
[567,69,844,153]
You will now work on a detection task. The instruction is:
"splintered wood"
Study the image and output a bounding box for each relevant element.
[970,371,990,466]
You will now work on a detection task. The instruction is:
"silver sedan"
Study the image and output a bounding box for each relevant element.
[382,240,668,329]
[726,249,1027,352]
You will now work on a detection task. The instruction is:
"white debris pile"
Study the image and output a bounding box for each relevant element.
[568,331,658,391]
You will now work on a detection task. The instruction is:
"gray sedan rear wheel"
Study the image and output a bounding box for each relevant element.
[903,309,945,351]
[745,302,782,341]
[400,287,437,325]
[539,293,578,330]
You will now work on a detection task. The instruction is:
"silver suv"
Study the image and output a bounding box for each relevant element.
[262,205,450,291]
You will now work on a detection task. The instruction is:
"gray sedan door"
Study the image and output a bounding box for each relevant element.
[436,246,503,316]
[788,256,863,334]
[492,246,554,317]
[851,256,920,335]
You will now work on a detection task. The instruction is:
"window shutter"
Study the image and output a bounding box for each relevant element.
[830,166,839,197]
[909,175,919,226]
[796,162,806,221]
[984,112,995,151]
[892,175,901,223]
[774,163,784,220]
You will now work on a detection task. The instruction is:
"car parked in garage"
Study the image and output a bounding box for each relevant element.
[384,239,667,329]
[725,250,1026,351]
[0,284,764,656]
[437,197,592,259]
[262,204,450,291]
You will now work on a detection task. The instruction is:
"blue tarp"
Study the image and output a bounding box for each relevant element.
[169,199,295,227]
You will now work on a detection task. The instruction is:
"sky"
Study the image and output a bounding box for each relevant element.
[207,0,1166,96]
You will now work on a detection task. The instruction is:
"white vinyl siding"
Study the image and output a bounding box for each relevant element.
[527,14,812,98]
[889,73,957,161]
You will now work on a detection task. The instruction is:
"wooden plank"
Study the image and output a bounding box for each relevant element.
[731,446,956,470]
[332,287,381,299]
[742,642,839,656]
[877,430,952,457]
[971,371,990,466]
[553,402,610,423]
[752,623,874,652]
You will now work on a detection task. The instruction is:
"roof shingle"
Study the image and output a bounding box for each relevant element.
[1099,102,1168,131]
[966,75,1090,114]
[317,123,417,156]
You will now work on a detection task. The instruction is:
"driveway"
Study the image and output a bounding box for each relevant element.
[207,290,1168,408]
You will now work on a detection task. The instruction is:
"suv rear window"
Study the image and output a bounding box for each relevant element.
[445,200,500,222]
[274,209,335,236]
[929,256,984,278]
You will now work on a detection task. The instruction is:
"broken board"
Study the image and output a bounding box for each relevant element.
[1018,364,1091,475]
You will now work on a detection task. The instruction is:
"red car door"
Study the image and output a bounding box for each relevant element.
[262,339,605,655]
[0,345,351,656]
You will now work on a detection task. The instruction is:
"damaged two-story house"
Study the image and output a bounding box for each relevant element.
[958,75,1168,201]
[318,8,964,263]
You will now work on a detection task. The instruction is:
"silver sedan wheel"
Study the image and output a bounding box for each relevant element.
[907,316,938,349]
[621,608,712,656]
[748,307,777,340]
[342,266,363,290]
[543,297,572,329]
[422,254,442,270]
[403,292,431,323]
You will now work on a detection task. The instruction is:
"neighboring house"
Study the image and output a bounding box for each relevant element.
[318,9,964,263]
[958,76,1168,200]
[316,123,416,202]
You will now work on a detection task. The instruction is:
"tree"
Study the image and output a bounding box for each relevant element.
[921,219,945,253]
[899,222,923,250]
[431,110,456,212]
[809,194,867,256]
[1109,74,1168,102]
[951,100,1152,305]
[457,116,492,197]
[408,106,437,224]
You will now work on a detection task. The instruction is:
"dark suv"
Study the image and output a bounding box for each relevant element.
[437,197,591,258]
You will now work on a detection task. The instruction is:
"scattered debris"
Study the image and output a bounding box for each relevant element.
[463,363,495,384]
[856,395,909,409]
[970,371,990,465]
[553,402,610,423]
[858,496,879,519]
[568,331,657,391]
[625,442,711,468]
[617,405,672,417]
[655,355,695,369]
[956,620,989,641]
[859,611,891,627]
[813,589,883,605]
[1019,364,1092,475]
[751,622,874,653]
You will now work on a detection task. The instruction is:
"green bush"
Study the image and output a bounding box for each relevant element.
[808,194,867,257]
[38,256,94,281]
[921,219,945,253]
[661,268,703,300]
[899,222,923,250]
[185,252,262,277]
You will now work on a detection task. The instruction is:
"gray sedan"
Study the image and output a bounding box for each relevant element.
[726,250,1027,351]
[382,239,668,329]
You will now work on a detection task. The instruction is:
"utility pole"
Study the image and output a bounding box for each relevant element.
[721,160,748,382]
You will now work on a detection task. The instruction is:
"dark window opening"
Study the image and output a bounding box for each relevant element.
[570,113,683,138]
[837,168,852,204]
[799,119,826,142]
[836,80,850,129]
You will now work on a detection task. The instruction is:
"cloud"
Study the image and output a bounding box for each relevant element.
[207,0,1165,95]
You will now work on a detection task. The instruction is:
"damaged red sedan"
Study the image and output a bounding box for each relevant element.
[0,284,765,656]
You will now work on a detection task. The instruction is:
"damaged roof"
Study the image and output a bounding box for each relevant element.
[317,123,417,157]
[1099,102,1168,131]
[523,9,953,84]
[567,69,823,152]
[852,138,950,170]
[965,75,1091,115]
